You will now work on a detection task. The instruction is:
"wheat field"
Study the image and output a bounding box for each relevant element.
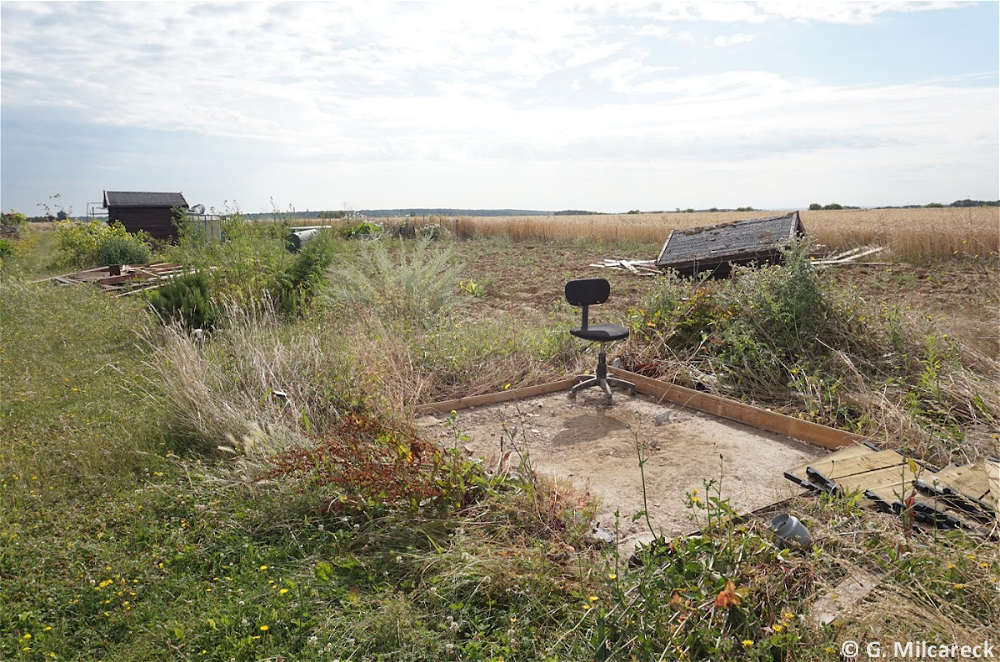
[404,207,999,262]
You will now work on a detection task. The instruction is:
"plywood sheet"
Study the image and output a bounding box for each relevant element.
[784,444,874,489]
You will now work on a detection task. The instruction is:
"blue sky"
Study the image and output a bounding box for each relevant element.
[2,1,997,215]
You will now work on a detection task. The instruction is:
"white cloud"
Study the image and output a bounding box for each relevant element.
[1,1,995,211]
[756,1,964,25]
[713,32,761,47]
[597,0,963,25]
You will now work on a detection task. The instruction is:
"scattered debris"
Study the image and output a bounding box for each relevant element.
[589,258,660,275]
[784,444,998,535]
[811,568,883,626]
[592,217,883,278]
[391,225,417,239]
[655,212,806,278]
[35,263,200,297]
[589,525,617,546]
[811,245,885,267]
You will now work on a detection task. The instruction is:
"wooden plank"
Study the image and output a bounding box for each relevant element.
[925,464,991,501]
[610,367,870,451]
[784,443,875,489]
[837,465,917,498]
[810,450,907,482]
[413,378,577,415]
[986,459,999,514]
[813,247,885,266]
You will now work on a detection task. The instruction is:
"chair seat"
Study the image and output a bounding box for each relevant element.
[571,323,629,342]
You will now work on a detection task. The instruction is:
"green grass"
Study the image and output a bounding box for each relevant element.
[1,280,166,490]
[2,226,998,660]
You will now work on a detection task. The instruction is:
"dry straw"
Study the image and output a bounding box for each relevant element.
[401,208,999,263]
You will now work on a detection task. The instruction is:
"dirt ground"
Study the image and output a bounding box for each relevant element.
[431,240,996,551]
[452,241,999,358]
[417,387,821,551]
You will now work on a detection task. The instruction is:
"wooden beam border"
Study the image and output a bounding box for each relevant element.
[413,378,577,415]
[414,368,875,452]
[610,367,870,451]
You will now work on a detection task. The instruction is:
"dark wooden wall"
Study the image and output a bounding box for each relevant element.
[108,207,179,241]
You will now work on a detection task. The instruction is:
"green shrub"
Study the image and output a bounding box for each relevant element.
[418,223,451,241]
[55,220,151,269]
[167,213,290,314]
[0,238,15,261]
[95,235,151,266]
[277,228,340,315]
[2,210,27,228]
[339,220,382,239]
[324,236,462,328]
[147,271,217,330]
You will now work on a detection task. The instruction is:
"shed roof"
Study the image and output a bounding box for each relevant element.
[655,212,805,276]
[103,191,188,208]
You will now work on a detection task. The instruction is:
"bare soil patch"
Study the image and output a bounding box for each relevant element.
[417,388,820,551]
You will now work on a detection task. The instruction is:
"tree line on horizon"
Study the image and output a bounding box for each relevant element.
[6,199,997,225]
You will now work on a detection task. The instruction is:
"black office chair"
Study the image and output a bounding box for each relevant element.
[565,278,636,403]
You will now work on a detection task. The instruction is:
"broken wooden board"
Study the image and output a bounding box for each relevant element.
[806,449,909,489]
[654,212,805,278]
[812,246,885,267]
[986,459,999,520]
[35,263,204,296]
[909,491,988,531]
[917,462,995,519]
[850,466,920,510]
[588,258,660,275]
[784,443,997,535]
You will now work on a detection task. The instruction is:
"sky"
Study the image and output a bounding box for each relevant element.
[1,1,998,216]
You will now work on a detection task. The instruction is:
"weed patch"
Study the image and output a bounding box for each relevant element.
[324,236,463,329]
[628,243,999,463]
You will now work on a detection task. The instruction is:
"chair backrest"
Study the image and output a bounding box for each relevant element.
[565,278,610,307]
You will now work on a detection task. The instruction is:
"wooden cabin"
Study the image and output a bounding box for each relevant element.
[103,191,188,241]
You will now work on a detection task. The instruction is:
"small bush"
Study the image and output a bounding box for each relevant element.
[277,228,339,315]
[55,220,151,269]
[418,223,451,241]
[147,271,217,330]
[168,213,290,315]
[2,210,27,229]
[94,234,151,266]
[339,220,382,239]
[0,238,15,261]
[324,236,463,329]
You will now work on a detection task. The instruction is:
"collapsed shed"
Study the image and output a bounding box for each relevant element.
[103,191,189,241]
[655,211,806,278]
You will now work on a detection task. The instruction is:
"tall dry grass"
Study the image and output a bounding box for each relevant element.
[144,300,355,456]
[402,208,999,263]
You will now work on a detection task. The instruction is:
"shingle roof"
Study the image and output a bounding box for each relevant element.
[655,212,805,275]
[103,191,188,208]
